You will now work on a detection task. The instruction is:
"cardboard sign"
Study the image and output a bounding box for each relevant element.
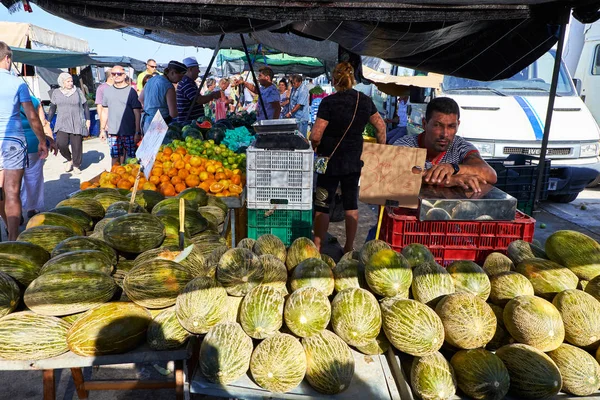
[359,143,427,208]
[136,111,168,179]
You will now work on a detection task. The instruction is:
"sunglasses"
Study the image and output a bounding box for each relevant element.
[147,65,157,68]
[112,72,125,76]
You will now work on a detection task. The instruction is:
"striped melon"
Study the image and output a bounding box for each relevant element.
[507,239,547,265]
[289,257,334,295]
[483,252,514,276]
[24,270,117,316]
[284,286,331,338]
[0,311,70,360]
[259,254,288,295]
[199,204,227,225]
[359,240,391,265]
[61,312,85,325]
[123,259,194,309]
[17,226,77,253]
[134,245,208,278]
[446,261,491,301]
[412,262,455,307]
[401,243,435,268]
[0,271,20,317]
[489,271,534,306]
[71,187,119,199]
[250,333,306,393]
[103,213,166,254]
[52,236,117,266]
[321,254,336,269]
[486,303,511,351]
[355,331,391,355]
[496,343,562,399]
[333,258,365,292]
[381,298,444,356]
[340,250,361,263]
[302,330,354,395]
[0,253,42,287]
[411,351,457,400]
[56,197,105,221]
[503,295,564,351]
[105,201,146,217]
[94,191,129,211]
[552,289,600,348]
[40,250,113,276]
[516,258,578,300]
[223,295,243,323]
[147,306,190,351]
[450,349,510,400]
[152,197,195,214]
[286,237,321,271]
[0,241,49,267]
[548,343,600,396]
[178,187,209,208]
[67,302,151,356]
[217,248,264,297]
[127,189,165,212]
[580,279,589,290]
[435,292,496,350]
[237,237,256,251]
[253,234,287,263]
[240,285,284,339]
[365,249,412,298]
[26,212,86,236]
[154,208,208,236]
[545,230,600,280]
[200,322,253,384]
[175,277,227,334]
[331,288,381,347]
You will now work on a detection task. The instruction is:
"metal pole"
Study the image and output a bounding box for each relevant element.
[533,18,568,209]
[185,34,225,122]
[240,34,269,120]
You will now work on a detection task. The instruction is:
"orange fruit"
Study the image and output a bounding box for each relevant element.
[185,163,192,171]
[175,147,187,156]
[199,171,209,182]
[219,179,230,189]
[178,169,189,179]
[225,169,233,178]
[167,168,179,178]
[153,161,163,169]
[198,166,206,172]
[214,172,226,181]
[161,183,176,197]
[100,183,117,189]
[162,147,173,156]
[209,182,224,194]
[162,161,173,170]
[109,174,121,185]
[127,175,136,184]
[80,181,92,190]
[149,175,161,185]
[117,179,133,190]
[160,175,171,183]
[138,177,147,186]
[185,174,200,187]
[229,184,243,195]
[199,182,211,192]
[183,154,192,163]
[142,182,157,191]
[173,160,184,170]
[232,169,241,176]
[231,175,241,185]
[189,166,201,176]
[190,156,202,167]
[151,168,163,177]
[115,166,126,175]
[171,176,182,185]
[206,165,216,174]
[170,153,182,162]
[174,182,187,193]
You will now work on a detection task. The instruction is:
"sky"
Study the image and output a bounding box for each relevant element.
[0,4,214,65]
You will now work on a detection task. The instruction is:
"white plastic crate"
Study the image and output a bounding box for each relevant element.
[247,169,313,189]
[247,186,313,210]
[247,146,313,172]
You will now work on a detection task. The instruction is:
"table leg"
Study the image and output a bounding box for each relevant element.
[175,360,184,400]
[70,368,89,399]
[43,369,55,400]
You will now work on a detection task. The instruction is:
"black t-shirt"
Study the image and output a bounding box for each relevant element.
[316,89,378,175]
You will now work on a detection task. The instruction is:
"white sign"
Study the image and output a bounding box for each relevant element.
[136,111,168,179]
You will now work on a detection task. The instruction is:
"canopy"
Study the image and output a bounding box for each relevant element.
[5,0,599,81]
[362,66,443,96]
[10,47,97,68]
[0,21,89,52]
[216,49,326,77]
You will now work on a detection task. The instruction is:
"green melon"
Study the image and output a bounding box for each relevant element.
[127,189,165,212]
[580,279,589,290]
[175,277,227,334]
[147,306,190,351]
[0,253,42,287]
[190,230,227,248]
[155,208,208,236]
[0,271,20,318]
[401,243,435,268]
[548,343,600,396]
[552,289,600,348]
[359,240,392,265]
[26,211,86,236]
[52,236,118,266]
[410,351,457,400]
[40,250,113,276]
[71,187,119,199]
[412,262,455,307]
[123,259,194,309]
[333,258,365,293]
[259,254,288,295]
[198,209,219,231]
[290,257,334,295]
[446,260,491,301]
[48,207,94,233]
[105,201,146,218]
[0,311,70,360]
[155,214,191,243]
[331,288,381,347]
[516,258,578,300]
[67,302,152,356]
[503,295,564,352]
[17,226,77,253]
[223,295,243,323]
[61,312,85,325]
[507,239,548,265]
[0,241,50,267]
[286,237,321,271]
[207,195,228,214]
[355,331,391,355]
[200,322,253,384]
[90,217,112,240]
[381,298,444,356]
[545,230,600,280]
[302,330,354,395]
[236,237,256,250]
[496,343,562,399]
[198,205,227,225]
[177,187,208,208]
[450,349,510,400]
[94,192,129,211]
[56,197,105,221]
[482,252,515,276]
[217,248,264,296]
[250,333,306,393]
[435,292,496,350]
[340,250,361,263]
[486,303,511,351]
[321,254,336,269]
[205,245,229,276]
[489,271,535,306]
[151,197,194,214]
[134,245,208,278]
[284,286,331,338]
[451,201,481,220]
[103,213,166,254]
[365,249,412,298]
[24,270,117,316]
[240,285,284,339]
[585,274,600,303]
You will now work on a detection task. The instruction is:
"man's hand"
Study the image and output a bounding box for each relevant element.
[48,137,58,156]
[85,120,91,130]
[444,174,486,193]
[423,163,455,185]
[38,141,48,160]
[134,132,142,144]
[100,130,107,143]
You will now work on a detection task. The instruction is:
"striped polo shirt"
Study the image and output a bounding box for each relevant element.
[176,75,204,124]
[394,133,479,169]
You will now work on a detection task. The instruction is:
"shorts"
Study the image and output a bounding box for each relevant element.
[108,135,136,159]
[314,172,361,213]
[0,137,28,170]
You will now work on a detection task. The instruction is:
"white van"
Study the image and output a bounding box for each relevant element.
[409,49,600,203]
[575,22,600,129]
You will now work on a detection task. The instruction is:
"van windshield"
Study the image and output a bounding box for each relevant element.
[442,51,575,96]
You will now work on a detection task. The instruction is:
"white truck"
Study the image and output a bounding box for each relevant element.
[574,22,600,134]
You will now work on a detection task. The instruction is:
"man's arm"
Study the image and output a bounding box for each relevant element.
[272,101,281,120]
[457,152,497,184]
[240,80,259,95]
[38,104,57,155]
[22,101,48,159]
[368,112,387,144]
[166,88,178,120]
[99,105,109,141]
[134,108,142,142]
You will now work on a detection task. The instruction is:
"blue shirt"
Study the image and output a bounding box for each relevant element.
[0,69,31,140]
[143,75,173,124]
[256,84,279,121]
[21,96,41,154]
[176,75,203,124]
[397,99,408,127]
[289,82,310,122]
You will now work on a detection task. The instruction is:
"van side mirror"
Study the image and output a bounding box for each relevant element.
[573,78,582,96]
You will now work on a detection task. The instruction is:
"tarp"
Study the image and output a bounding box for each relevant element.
[10,47,97,68]
[217,49,323,68]
[0,21,89,52]
[216,49,326,77]
[89,56,147,71]
[362,66,443,96]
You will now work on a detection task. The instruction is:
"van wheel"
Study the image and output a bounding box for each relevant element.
[586,174,600,188]
[549,193,579,203]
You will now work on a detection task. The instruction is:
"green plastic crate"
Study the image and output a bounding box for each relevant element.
[247,208,313,247]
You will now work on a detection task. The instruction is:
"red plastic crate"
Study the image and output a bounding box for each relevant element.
[379,207,535,266]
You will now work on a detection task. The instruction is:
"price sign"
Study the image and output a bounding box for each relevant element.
[136,111,168,179]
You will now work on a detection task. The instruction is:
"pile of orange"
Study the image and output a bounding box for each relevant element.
[81,163,143,191]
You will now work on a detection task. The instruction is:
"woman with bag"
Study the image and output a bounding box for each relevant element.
[48,73,90,174]
[310,62,386,253]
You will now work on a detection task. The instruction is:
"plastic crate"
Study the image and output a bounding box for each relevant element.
[247,208,313,247]
[247,187,313,210]
[247,169,313,189]
[379,207,535,266]
[247,146,313,172]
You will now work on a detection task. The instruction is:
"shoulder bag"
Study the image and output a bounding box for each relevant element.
[77,89,90,137]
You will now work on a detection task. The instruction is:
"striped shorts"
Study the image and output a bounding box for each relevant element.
[108,135,136,159]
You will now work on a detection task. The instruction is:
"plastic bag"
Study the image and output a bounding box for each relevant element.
[221,126,254,152]
[215,100,228,121]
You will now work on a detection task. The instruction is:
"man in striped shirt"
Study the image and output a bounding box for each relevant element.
[176,57,221,124]
[394,97,496,192]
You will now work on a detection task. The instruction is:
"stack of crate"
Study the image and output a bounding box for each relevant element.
[246,145,314,246]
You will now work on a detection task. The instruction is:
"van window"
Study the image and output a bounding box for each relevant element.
[593,44,600,75]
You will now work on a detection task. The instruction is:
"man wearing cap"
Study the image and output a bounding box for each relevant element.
[176,57,221,124]
[136,59,161,94]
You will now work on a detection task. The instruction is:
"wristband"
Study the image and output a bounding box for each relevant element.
[451,163,460,175]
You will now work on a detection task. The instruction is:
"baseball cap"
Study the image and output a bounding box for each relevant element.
[182,57,199,68]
